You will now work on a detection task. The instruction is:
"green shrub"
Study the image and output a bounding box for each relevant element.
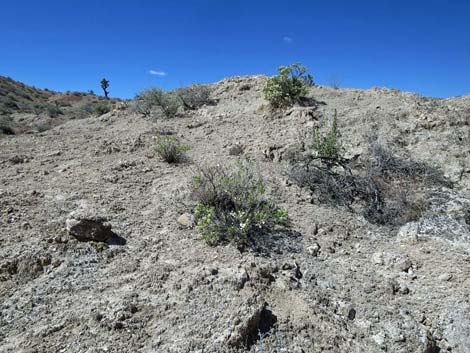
[191,160,288,246]
[4,99,19,110]
[135,88,181,119]
[46,103,62,118]
[32,103,45,115]
[311,109,341,160]
[0,106,11,116]
[134,89,157,116]
[262,63,314,109]
[174,84,212,110]
[94,102,111,116]
[154,135,190,163]
[0,116,15,135]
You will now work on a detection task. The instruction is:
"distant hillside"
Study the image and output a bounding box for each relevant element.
[0,76,119,135]
[0,76,57,115]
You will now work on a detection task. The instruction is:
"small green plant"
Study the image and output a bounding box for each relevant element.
[191,160,288,246]
[311,110,341,160]
[262,63,313,109]
[135,88,181,119]
[154,135,190,163]
[94,102,111,116]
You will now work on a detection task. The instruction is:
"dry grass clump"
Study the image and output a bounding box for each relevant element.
[154,135,190,163]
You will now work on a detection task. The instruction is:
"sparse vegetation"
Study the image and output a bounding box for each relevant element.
[135,88,181,119]
[174,84,212,110]
[263,63,314,109]
[0,116,15,135]
[289,118,449,226]
[311,109,341,160]
[46,103,62,118]
[0,77,52,114]
[93,102,111,116]
[0,76,120,133]
[32,102,62,117]
[1,70,470,353]
[328,74,342,89]
[154,135,190,163]
[368,141,449,186]
[191,159,288,246]
[34,121,54,133]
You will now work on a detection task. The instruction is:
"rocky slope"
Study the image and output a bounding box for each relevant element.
[0,76,469,353]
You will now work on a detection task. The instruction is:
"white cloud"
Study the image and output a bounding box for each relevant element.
[283,36,293,43]
[149,70,167,76]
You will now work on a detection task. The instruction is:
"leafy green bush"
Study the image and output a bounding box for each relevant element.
[311,110,341,160]
[191,160,288,246]
[94,102,111,116]
[135,88,181,119]
[174,84,212,110]
[154,135,190,163]
[262,63,314,109]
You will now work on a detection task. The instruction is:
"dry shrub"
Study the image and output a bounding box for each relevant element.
[289,141,450,226]
[154,135,190,163]
[135,88,181,119]
[174,84,212,110]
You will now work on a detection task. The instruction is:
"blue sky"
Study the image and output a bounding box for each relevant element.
[1,0,469,98]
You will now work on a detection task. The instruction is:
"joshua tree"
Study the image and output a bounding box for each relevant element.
[100,78,110,98]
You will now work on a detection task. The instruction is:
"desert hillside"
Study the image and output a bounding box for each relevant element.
[0,76,120,135]
[1,75,470,353]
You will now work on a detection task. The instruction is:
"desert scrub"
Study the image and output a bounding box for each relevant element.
[154,135,190,163]
[289,137,450,226]
[263,63,314,109]
[135,88,181,119]
[46,103,62,118]
[0,116,15,135]
[311,109,342,160]
[191,160,288,246]
[174,84,212,110]
[94,102,111,116]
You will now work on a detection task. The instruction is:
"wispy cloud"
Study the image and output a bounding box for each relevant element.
[283,36,293,44]
[149,70,167,76]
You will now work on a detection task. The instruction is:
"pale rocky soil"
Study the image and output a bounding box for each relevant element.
[1,76,470,353]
